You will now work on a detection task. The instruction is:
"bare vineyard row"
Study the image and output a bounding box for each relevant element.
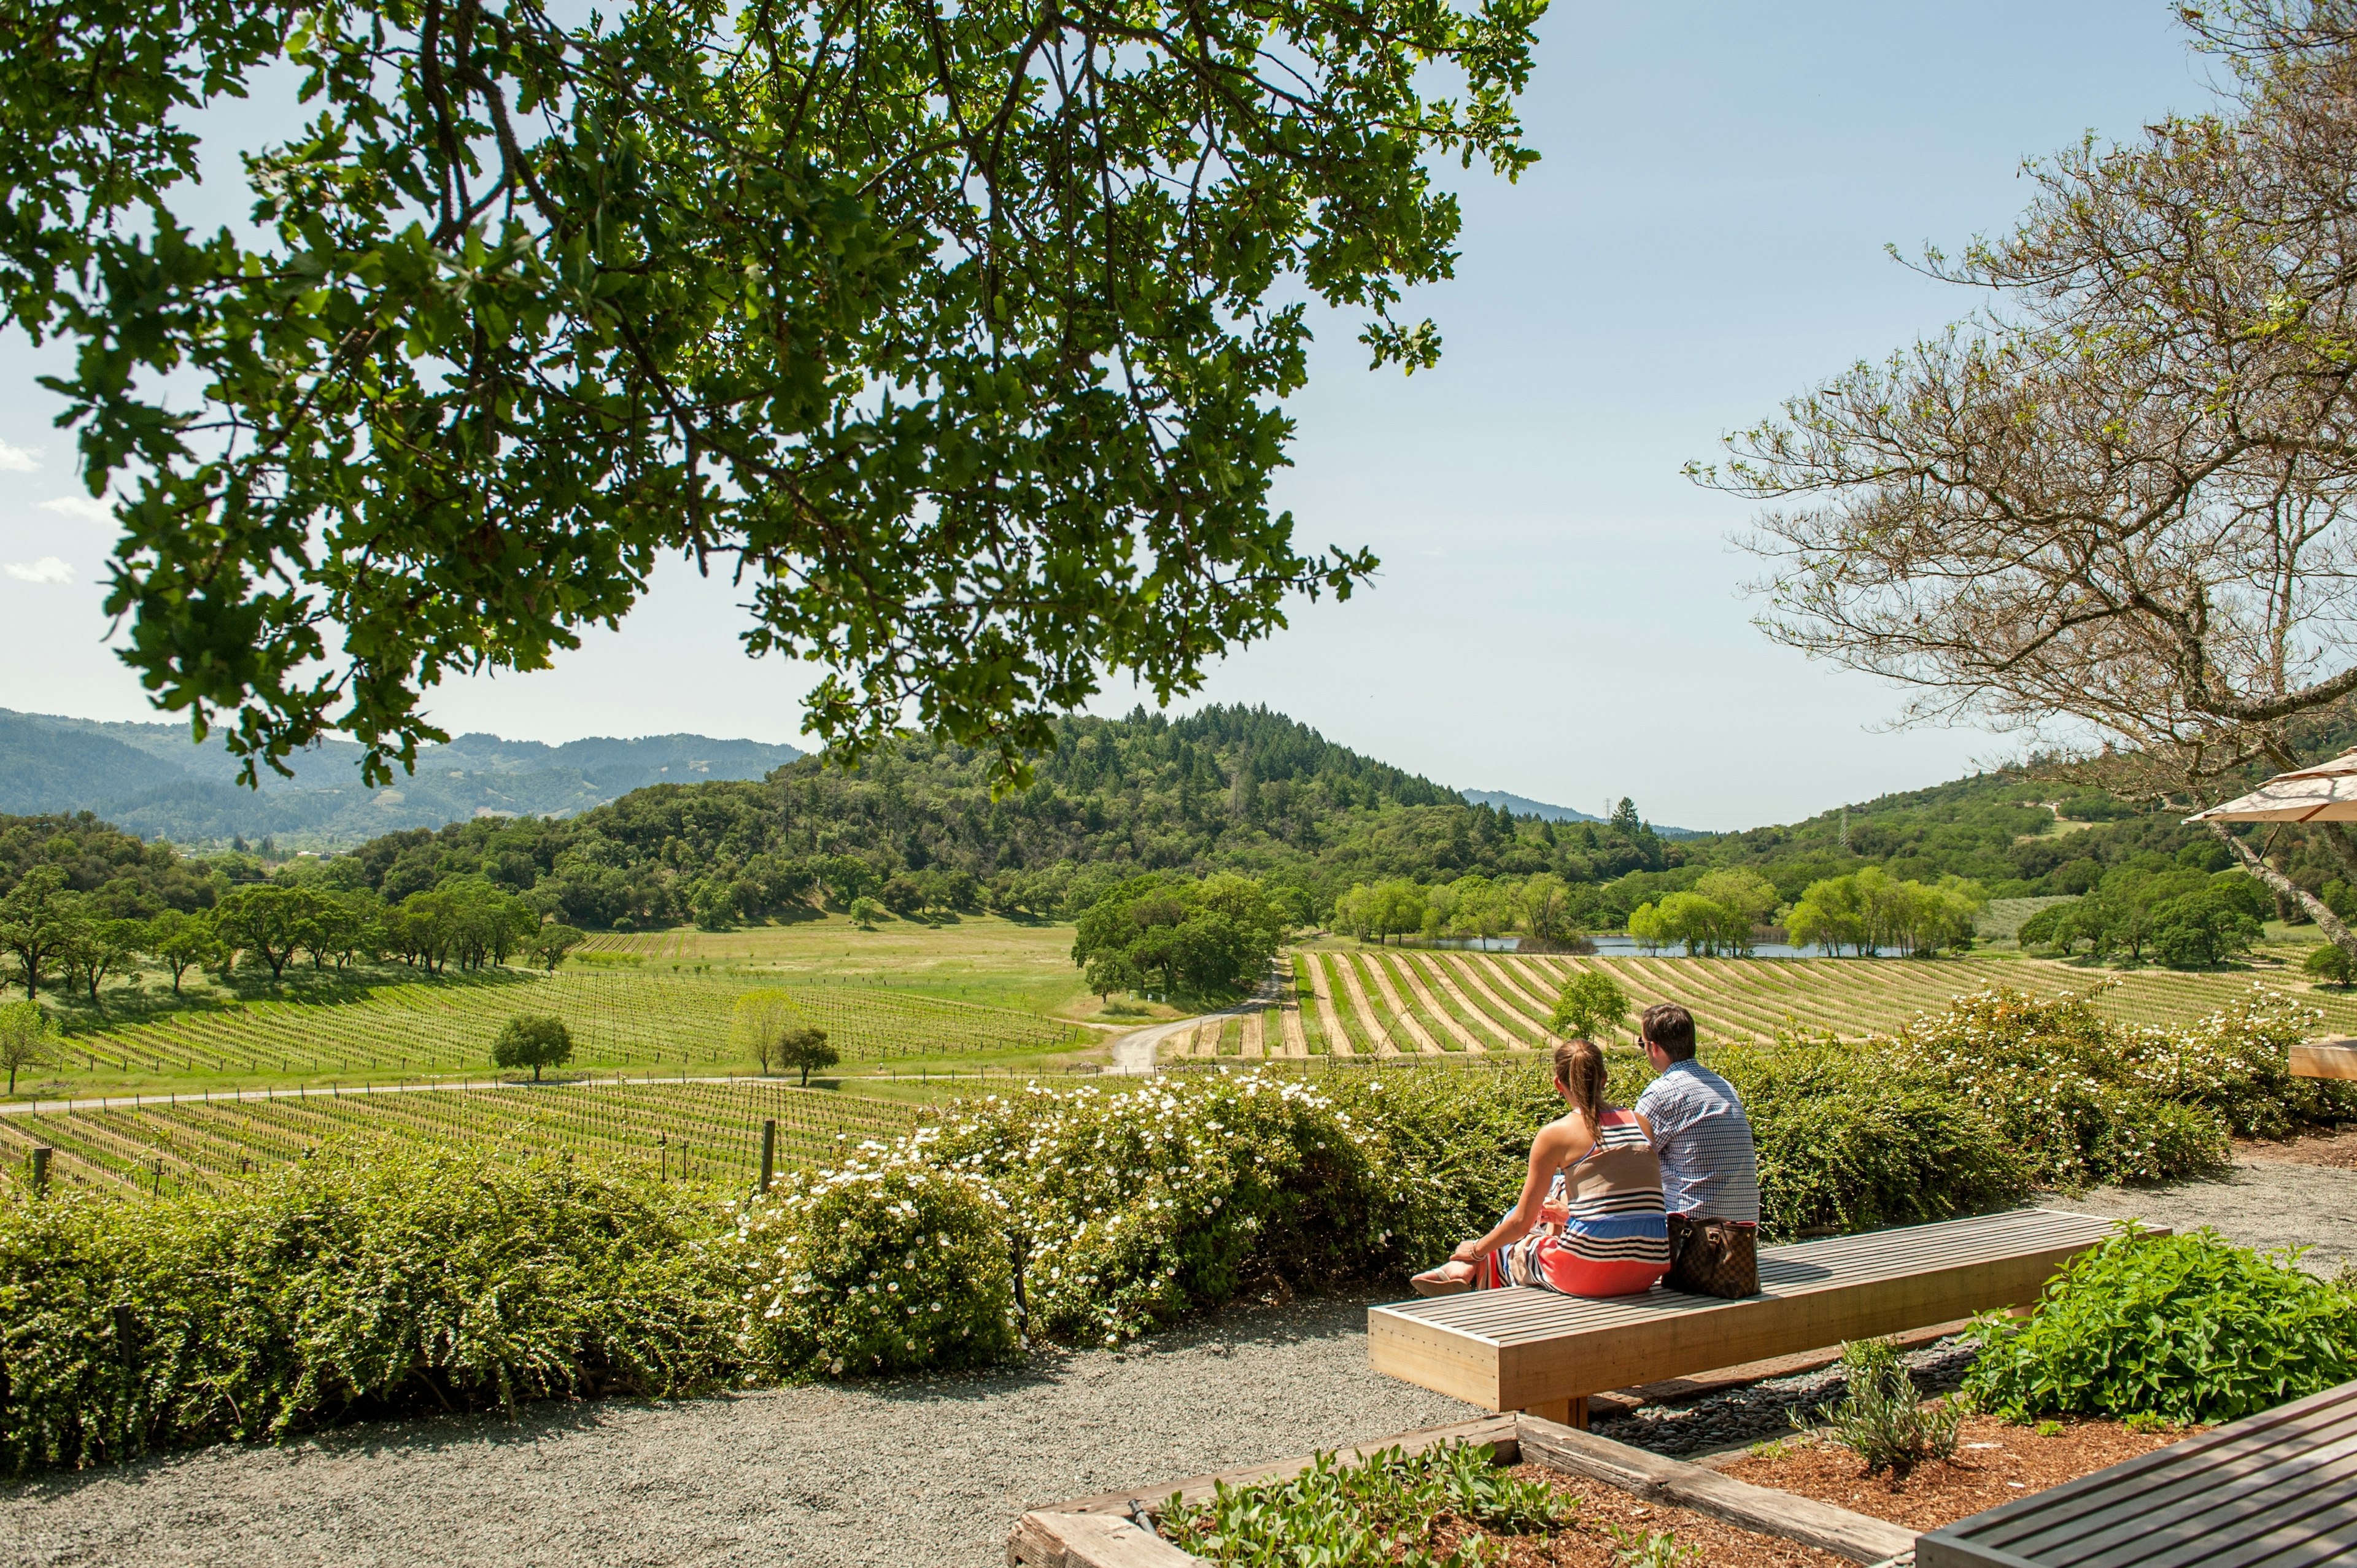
[1263,948,2357,1058]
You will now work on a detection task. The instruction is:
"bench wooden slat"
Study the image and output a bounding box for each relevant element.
[2291,1035,2357,1080]
[1369,1208,2133,1411]
[1977,1413,2357,1564]
[1916,1380,2357,1568]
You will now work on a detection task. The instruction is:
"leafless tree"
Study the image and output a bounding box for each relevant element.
[1696,2,2357,949]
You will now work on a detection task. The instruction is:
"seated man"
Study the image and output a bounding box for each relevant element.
[1631,1002,1760,1297]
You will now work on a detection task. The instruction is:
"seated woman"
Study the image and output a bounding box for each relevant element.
[1410,1037,1670,1298]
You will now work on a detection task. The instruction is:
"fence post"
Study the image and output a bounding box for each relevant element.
[759,1119,776,1194]
[29,1146,51,1196]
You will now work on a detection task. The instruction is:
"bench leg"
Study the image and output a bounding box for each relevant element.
[1522,1397,1587,1431]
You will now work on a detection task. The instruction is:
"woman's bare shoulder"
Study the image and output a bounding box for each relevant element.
[1533,1110,1595,1149]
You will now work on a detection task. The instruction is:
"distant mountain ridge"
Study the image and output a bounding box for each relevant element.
[1459,789,1701,838]
[0,709,803,846]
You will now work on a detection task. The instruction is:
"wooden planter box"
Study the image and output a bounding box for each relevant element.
[1006,1410,1918,1568]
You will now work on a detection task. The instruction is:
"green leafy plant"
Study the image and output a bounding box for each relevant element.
[1799,1337,1964,1475]
[1884,988,2264,1185]
[1159,1442,1571,1566]
[1605,1524,1701,1568]
[2034,1419,2065,1437]
[1965,1227,2357,1423]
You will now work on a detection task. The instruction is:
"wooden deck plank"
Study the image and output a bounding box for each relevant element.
[1917,1379,2357,1568]
[1370,1209,2134,1410]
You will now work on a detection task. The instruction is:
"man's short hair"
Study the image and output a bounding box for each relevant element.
[1640,1002,1697,1062]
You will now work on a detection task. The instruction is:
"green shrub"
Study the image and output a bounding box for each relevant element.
[1713,1037,2029,1238]
[1891,989,2242,1186]
[728,1159,1016,1377]
[1159,1442,1572,1566]
[2304,943,2355,987]
[1964,1227,2357,1423]
[926,1074,1404,1346]
[1803,1337,1963,1474]
[2123,988,2357,1138]
[0,1149,736,1474]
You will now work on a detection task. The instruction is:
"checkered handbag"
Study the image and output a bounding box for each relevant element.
[1664,1215,1758,1299]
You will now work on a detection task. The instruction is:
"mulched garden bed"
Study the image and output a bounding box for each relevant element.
[1716,1413,2197,1534]
[2238,1123,2357,1170]
[1412,1465,1845,1566]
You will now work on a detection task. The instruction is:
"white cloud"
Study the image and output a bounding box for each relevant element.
[39,495,111,523]
[4,557,75,584]
[0,442,37,473]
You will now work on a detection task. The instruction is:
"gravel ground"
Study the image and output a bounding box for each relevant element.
[7,1159,2352,1567]
[2056,1152,2357,1276]
[0,1294,1477,1568]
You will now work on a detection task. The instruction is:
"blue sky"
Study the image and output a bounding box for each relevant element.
[0,2,2213,830]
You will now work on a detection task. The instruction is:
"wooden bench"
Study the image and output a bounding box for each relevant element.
[2292,1035,2357,1081]
[1916,1376,2357,1566]
[1369,1208,2138,1428]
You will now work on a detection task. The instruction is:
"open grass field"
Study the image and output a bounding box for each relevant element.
[0,1079,931,1201]
[18,966,1097,1100]
[575,911,1149,1021]
[1280,947,2357,1054]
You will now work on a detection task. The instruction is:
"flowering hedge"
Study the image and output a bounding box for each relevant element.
[1887,985,2352,1187]
[3,983,2345,1474]
[0,1151,737,1475]
[729,1159,1017,1377]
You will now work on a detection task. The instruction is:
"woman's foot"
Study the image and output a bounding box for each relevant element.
[1411,1260,1476,1297]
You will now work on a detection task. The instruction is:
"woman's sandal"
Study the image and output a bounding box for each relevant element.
[1410,1262,1475,1297]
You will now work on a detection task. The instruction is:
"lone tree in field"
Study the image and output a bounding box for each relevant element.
[492,1014,573,1082]
[1697,6,2357,961]
[1085,949,1144,1003]
[778,1025,838,1089]
[1550,970,1630,1045]
[732,991,805,1075]
[527,924,587,972]
[848,897,884,930]
[0,1002,56,1094]
[7,0,1543,797]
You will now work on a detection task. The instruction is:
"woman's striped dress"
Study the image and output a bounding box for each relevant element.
[1485,1107,1670,1297]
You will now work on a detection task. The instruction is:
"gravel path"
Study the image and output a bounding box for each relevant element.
[7,1160,2352,1567]
[2055,1153,2357,1276]
[0,1294,1476,1568]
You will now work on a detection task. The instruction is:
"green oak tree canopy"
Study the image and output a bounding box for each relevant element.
[1,0,1544,791]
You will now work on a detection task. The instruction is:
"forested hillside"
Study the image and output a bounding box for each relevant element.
[298,708,2239,933]
[0,704,2262,938]
[312,707,1691,930]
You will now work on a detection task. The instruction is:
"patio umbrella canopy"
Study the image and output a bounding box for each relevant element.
[2185,748,2357,823]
